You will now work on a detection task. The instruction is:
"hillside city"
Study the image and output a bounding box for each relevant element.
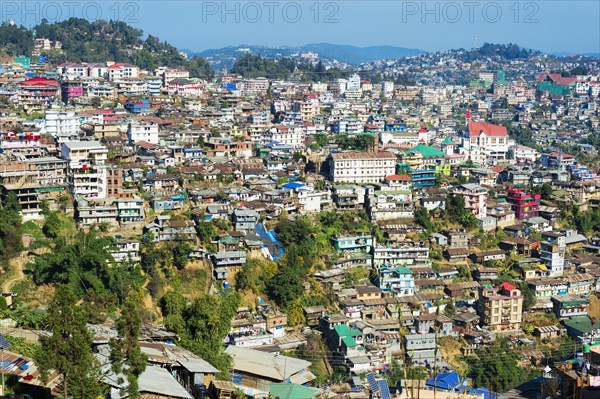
[0,18,599,399]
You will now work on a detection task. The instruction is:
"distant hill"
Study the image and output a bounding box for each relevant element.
[298,43,425,64]
[551,51,600,58]
[184,43,426,67]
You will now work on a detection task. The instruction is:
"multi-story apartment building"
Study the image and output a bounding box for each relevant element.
[45,110,80,141]
[541,231,566,277]
[292,101,320,120]
[155,67,190,86]
[61,141,108,199]
[128,120,160,145]
[367,189,414,221]
[107,63,139,81]
[116,195,144,224]
[373,241,430,267]
[110,238,141,263]
[377,266,415,297]
[540,152,577,171]
[479,282,523,332]
[28,157,68,187]
[232,209,258,231]
[328,151,396,184]
[243,77,269,94]
[0,130,42,157]
[507,188,541,220]
[264,125,304,148]
[453,183,488,218]
[331,234,373,254]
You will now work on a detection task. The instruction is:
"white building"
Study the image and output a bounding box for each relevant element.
[381,81,394,94]
[463,121,509,162]
[328,151,396,184]
[128,120,160,145]
[264,125,304,148]
[107,63,139,81]
[61,141,109,199]
[45,110,80,141]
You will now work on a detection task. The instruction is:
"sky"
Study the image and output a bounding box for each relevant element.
[4,0,600,54]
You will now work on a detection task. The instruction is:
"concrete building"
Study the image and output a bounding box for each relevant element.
[541,231,566,277]
[479,282,523,332]
[453,183,488,218]
[61,141,108,199]
[328,151,396,184]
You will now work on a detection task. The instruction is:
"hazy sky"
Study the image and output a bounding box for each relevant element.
[6,0,600,53]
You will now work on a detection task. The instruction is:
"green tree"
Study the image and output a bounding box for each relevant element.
[36,285,105,399]
[110,295,148,398]
[267,261,304,309]
[180,291,240,377]
[520,281,536,310]
[0,191,23,262]
[468,337,533,392]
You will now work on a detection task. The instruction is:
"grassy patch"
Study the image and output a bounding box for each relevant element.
[4,336,40,358]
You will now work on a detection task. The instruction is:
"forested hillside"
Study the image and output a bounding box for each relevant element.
[0,18,214,79]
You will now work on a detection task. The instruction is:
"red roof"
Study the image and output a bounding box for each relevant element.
[384,174,411,182]
[419,127,427,133]
[537,73,577,86]
[466,109,471,119]
[500,282,517,292]
[18,77,59,87]
[468,121,507,137]
[491,165,505,174]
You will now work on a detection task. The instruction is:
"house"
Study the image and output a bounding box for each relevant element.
[405,333,441,365]
[470,250,507,264]
[425,371,470,393]
[76,198,118,226]
[472,267,500,282]
[331,234,373,254]
[551,295,589,319]
[225,346,315,390]
[233,209,258,232]
[420,196,446,211]
[528,278,568,298]
[138,341,219,391]
[499,237,539,257]
[377,266,415,297]
[212,251,247,281]
[110,238,141,263]
[445,281,480,299]
[533,325,565,340]
[445,248,469,263]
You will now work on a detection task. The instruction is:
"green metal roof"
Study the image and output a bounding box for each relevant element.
[441,137,453,145]
[270,384,320,399]
[342,336,359,348]
[563,316,594,334]
[405,144,445,159]
[395,266,413,275]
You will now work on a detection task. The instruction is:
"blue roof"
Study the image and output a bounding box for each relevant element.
[221,83,238,90]
[282,182,306,190]
[425,372,468,390]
